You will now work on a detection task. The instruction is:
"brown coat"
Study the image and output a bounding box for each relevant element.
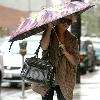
[31,30,80,100]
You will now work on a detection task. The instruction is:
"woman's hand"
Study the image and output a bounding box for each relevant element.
[59,43,76,65]
[47,22,53,32]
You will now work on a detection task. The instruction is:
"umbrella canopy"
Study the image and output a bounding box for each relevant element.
[9,1,94,42]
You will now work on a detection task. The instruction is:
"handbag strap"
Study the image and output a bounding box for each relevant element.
[52,27,62,45]
[34,27,62,58]
[34,44,41,57]
[34,42,50,58]
[52,27,64,59]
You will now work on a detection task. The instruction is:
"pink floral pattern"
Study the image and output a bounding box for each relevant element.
[9,1,94,42]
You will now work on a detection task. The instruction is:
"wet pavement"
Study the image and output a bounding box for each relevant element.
[1,66,100,100]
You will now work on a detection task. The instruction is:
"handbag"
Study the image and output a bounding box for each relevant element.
[20,44,54,86]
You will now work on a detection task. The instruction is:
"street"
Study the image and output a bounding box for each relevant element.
[0,82,30,99]
[81,66,100,84]
[0,66,100,100]
[1,83,20,97]
[74,66,100,100]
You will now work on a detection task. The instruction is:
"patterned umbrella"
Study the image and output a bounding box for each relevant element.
[9,1,94,42]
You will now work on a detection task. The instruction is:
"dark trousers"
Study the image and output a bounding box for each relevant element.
[42,85,66,100]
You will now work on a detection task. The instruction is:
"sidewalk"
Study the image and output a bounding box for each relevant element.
[1,67,100,100]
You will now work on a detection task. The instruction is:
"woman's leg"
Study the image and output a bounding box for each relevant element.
[42,86,54,100]
[55,85,66,100]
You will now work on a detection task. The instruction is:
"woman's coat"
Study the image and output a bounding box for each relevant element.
[31,30,80,100]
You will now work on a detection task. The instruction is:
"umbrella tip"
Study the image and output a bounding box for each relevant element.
[9,42,13,52]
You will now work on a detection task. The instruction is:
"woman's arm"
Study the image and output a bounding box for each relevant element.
[62,47,77,66]
[61,40,80,66]
[40,23,53,50]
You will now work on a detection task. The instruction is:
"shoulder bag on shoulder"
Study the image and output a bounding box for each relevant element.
[20,44,54,86]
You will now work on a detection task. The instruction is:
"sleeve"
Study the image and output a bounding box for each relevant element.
[67,38,80,65]
[72,39,80,65]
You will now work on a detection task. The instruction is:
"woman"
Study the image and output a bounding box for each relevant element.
[31,14,80,100]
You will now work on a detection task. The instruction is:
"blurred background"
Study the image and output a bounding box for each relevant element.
[0,0,100,100]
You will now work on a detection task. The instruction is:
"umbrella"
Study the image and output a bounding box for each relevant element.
[9,1,94,42]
